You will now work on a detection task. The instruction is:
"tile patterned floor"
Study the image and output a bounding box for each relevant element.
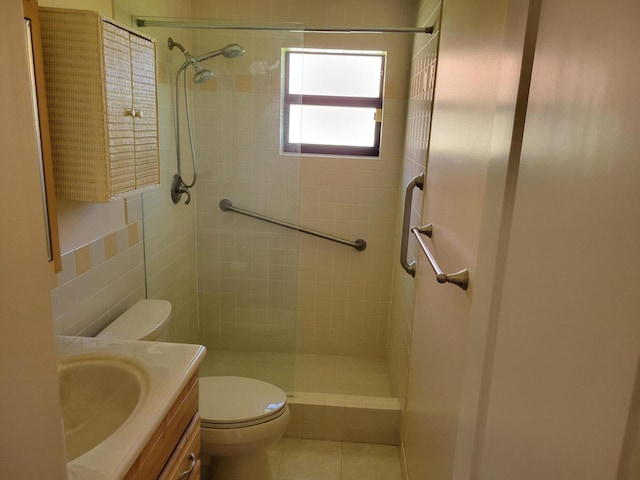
[267,438,403,480]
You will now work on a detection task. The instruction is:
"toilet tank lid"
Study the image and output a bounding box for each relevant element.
[96,299,172,340]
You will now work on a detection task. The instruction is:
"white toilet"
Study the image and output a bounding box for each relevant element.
[96,299,290,480]
[199,376,290,480]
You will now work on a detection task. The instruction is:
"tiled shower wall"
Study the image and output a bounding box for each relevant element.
[387,0,441,400]
[114,0,200,344]
[192,27,304,355]
[192,0,416,357]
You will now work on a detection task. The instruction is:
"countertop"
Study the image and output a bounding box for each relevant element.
[55,336,206,480]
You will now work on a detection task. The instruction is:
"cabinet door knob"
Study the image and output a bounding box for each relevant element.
[134,109,144,119]
[178,452,196,479]
[126,108,136,118]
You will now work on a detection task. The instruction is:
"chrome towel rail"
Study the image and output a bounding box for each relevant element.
[219,199,367,251]
[400,173,424,277]
[411,224,469,290]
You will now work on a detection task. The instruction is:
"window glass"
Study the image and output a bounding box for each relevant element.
[288,53,383,98]
[283,49,385,157]
[288,105,377,146]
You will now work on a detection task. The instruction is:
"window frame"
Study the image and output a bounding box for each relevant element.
[282,49,385,157]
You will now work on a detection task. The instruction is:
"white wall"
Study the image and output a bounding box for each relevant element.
[0,0,67,477]
[470,0,640,478]
[401,0,514,477]
[399,0,640,479]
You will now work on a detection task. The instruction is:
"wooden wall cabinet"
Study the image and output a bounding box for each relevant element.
[39,7,159,202]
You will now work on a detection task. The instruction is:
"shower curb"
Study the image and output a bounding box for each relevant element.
[284,392,401,445]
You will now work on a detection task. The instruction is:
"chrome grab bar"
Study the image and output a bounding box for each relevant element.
[400,173,425,277]
[219,199,367,251]
[410,224,469,290]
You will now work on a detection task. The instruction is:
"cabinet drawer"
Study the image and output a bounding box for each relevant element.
[159,412,200,480]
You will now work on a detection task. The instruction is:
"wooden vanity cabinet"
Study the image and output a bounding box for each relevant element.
[39,7,159,202]
[124,373,201,480]
[158,413,202,480]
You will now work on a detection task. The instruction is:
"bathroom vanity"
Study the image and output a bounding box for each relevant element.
[125,373,201,479]
[55,336,205,480]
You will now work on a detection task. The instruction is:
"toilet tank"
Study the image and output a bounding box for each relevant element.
[96,299,172,341]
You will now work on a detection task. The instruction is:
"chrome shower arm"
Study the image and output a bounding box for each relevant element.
[194,49,224,63]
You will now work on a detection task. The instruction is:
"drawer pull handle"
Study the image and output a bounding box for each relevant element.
[178,452,196,479]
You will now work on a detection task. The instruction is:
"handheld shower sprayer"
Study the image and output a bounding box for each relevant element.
[195,43,246,62]
[168,37,245,205]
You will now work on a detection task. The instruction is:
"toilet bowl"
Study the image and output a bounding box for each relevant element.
[95,299,289,480]
[199,376,290,480]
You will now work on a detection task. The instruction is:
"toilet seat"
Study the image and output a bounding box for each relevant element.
[199,376,287,429]
[201,405,288,429]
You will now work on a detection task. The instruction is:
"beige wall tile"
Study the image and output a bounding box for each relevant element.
[104,232,118,260]
[128,222,139,247]
[74,245,91,275]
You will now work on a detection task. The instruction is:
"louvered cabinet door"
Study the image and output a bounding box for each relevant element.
[102,21,136,197]
[129,33,159,190]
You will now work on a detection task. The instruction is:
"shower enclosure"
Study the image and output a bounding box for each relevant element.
[132,14,412,406]
[190,26,304,392]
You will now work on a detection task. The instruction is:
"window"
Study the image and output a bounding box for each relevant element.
[282,49,386,157]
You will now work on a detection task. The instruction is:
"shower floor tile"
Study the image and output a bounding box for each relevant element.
[198,349,392,397]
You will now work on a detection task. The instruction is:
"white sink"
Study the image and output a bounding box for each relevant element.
[58,355,148,461]
[55,337,205,480]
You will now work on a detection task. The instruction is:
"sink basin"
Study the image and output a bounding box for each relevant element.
[58,355,148,461]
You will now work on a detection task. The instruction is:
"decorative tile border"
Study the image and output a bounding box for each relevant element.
[51,197,146,337]
[56,221,141,288]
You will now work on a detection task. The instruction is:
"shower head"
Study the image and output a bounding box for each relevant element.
[195,43,246,62]
[221,43,246,58]
[169,37,215,84]
[192,64,215,84]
